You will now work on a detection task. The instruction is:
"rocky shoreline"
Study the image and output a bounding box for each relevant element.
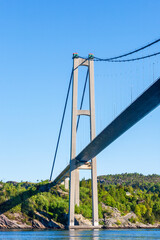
[0,213,65,230]
[0,208,160,230]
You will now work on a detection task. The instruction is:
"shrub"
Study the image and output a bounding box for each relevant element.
[129,216,137,223]
[116,219,121,225]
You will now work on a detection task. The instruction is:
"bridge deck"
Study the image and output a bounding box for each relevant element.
[53,77,160,184]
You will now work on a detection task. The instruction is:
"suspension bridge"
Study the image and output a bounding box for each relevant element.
[49,39,160,228]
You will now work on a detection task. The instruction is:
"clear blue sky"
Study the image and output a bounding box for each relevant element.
[0,0,159,182]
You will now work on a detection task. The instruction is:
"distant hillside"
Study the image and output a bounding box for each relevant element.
[98,173,160,191]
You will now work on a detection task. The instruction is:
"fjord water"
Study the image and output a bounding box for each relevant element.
[0,229,160,240]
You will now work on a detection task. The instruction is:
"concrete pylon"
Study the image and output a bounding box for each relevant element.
[89,57,99,226]
[69,53,98,228]
[69,54,79,227]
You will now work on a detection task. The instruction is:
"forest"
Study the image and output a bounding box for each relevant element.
[0,173,160,226]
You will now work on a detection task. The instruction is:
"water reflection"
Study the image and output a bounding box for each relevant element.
[92,229,100,240]
[69,229,100,240]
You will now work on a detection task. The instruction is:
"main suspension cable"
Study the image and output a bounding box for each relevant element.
[106,51,160,62]
[50,68,73,181]
[94,38,160,61]
[78,38,160,62]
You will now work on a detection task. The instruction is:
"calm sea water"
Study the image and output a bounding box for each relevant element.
[0,229,160,240]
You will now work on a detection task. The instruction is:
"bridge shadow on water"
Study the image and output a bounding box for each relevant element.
[0,182,55,214]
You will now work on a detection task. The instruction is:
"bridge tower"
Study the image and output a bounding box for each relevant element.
[69,53,99,228]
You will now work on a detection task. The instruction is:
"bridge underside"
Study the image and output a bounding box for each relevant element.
[53,77,160,185]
